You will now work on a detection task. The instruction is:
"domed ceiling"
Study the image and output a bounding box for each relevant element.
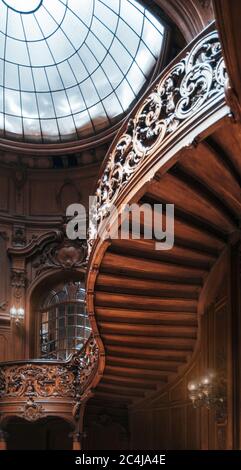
[0,0,165,143]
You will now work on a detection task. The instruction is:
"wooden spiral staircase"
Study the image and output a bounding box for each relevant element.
[86,23,241,409]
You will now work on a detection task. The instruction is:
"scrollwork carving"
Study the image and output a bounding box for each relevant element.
[22,398,45,422]
[32,224,87,276]
[2,364,77,399]
[11,271,27,303]
[0,336,99,422]
[0,369,5,397]
[91,30,227,239]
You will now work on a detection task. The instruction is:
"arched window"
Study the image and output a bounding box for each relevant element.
[38,281,91,360]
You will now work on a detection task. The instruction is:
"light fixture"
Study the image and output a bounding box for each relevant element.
[187,370,225,411]
[10,306,25,326]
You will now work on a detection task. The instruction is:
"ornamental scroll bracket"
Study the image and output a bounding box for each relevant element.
[89,27,228,246]
[32,220,88,277]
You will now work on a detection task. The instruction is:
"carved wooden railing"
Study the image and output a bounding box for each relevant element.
[89,22,229,247]
[0,335,98,428]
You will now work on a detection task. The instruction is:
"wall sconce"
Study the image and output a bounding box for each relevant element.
[187,370,225,411]
[10,306,25,326]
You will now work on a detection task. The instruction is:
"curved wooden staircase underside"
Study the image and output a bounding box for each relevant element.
[88,118,241,407]
[86,24,241,409]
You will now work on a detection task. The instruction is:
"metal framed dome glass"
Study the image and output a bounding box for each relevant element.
[0,0,165,143]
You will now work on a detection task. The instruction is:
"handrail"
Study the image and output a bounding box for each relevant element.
[0,333,95,367]
[0,335,98,423]
[89,22,229,247]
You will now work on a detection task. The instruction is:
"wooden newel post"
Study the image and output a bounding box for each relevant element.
[0,430,8,450]
[71,432,81,451]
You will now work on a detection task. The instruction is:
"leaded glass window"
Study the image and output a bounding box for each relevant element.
[39,281,91,360]
[0,0,165,142]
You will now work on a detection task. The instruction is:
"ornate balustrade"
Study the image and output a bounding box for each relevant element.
[0,335,98,428]
[89,22,229,248]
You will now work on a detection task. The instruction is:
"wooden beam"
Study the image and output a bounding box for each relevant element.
[110,237,215,267]
[102,374,158,389]
[94,391,133,404]
[151,171,236,231]
[95,292,197,312]
[106,356,180,372]
[105,344,188,361]
[104,365,168,381]
[101,252,206,281]
[169,166,238,227]
[177,141,241,216]
[140,196,226,249]
[98,321,197,338]
[96,273,201,298]
[96,306,198,326]
[97,384,146,398]
[102,333,196,349]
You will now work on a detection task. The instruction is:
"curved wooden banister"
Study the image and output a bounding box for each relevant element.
[89,22,229,249]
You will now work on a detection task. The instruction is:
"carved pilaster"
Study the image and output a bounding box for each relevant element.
[11,271,26,306]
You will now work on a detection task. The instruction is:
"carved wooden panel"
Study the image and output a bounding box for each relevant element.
[0,336,99,424]
[30,180,60,216]
[129,267,232,450]
[0,330,10,362]
[153,409,169,450]
[213,299,228,450]
[0,174,9,212]
[170,406,186,449]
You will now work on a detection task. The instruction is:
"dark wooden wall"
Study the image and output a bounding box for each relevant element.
[128,253,235,450]
[0,162,99,363]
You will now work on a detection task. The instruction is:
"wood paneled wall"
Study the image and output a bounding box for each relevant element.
[0,163,99,363]
[129,259,234,450]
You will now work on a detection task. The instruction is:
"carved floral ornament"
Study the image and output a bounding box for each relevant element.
[90,30,227,240]
[32,231,87,276]
[0,336,98,421]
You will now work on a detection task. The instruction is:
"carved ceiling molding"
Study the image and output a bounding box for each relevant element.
[90,26,228,245]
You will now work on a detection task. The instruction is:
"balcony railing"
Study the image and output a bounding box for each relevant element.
[0,335,98,426]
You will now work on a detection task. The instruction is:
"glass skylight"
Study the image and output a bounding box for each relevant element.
[0,0,165,143]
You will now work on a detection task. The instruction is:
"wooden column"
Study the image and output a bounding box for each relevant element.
[71,432,81,451]
[0,431,7,451]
